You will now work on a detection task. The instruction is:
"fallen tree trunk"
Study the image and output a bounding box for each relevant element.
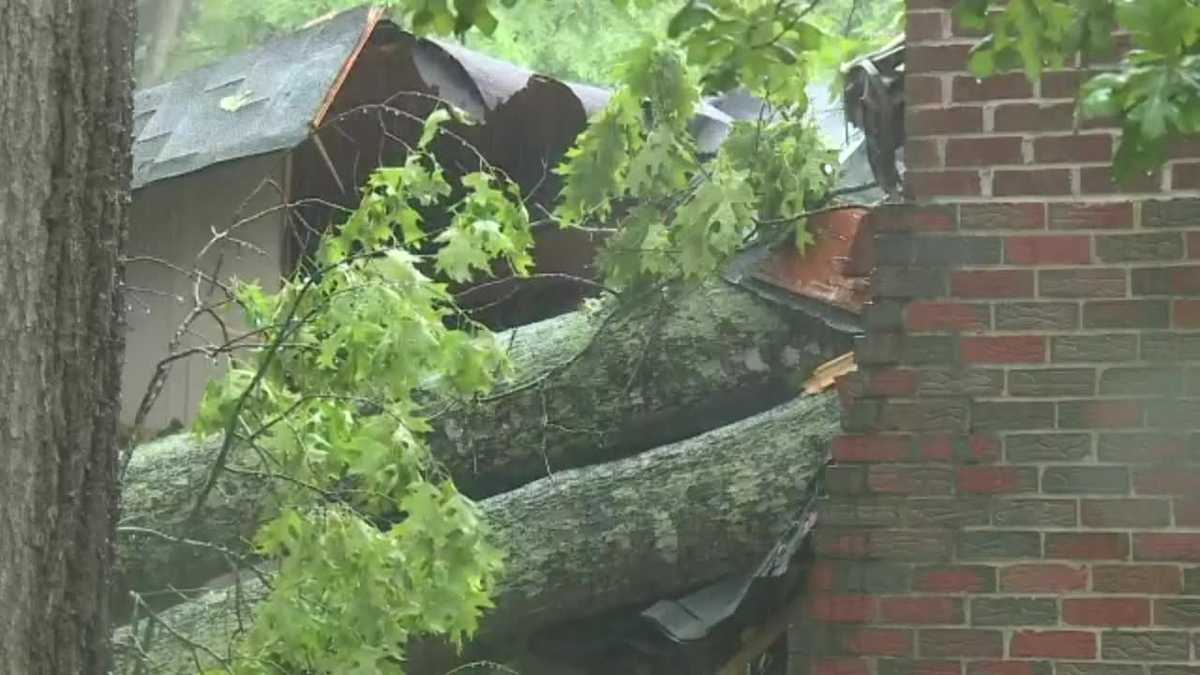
[117,280,849,614]
[114,392,838,674]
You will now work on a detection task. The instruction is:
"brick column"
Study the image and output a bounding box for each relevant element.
[793,1,1200,674]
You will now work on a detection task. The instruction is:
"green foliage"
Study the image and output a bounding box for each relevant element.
[959,0,1200,181]
[145,1,867,672]
[193,116,526,673]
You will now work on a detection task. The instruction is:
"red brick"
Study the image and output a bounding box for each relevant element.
[1176,300,1200,328]
[908,44,972,72]
[1081,166,1162,194]
[879,597,963,625]
[1176,498,1200,527]
[817,531,870,558]
[999,564,1088,592]
[957,466,1036,494]
[1092,565,1183,594]
[1010,631,1096,659]
[947,136,1023,166]
[951,270,1034,298]
[961,336,1045,364]
[993,102,1076,133]
[908,76,946,106]
[906,302,990,332]
[808,560,837,591]
[1034,133,1113,163]
[907,170,982,198]
[1188,231,1199,258]
[914,565,995,593]
[815,658,872,675]
[1171,161,1200,190]
[1135,534,1200,561]
[1049,201,1134,230]
[809,595,877,623]
[891,661,963,675]
[907,11,946,41]
[834,435,914,463]
[1046,532,1130,560]
[1005,235,1091,264]
[868,369,919,397]
[908,107,985,136]
[1062,598,1151,626]
[841,628,914,656]
[952,73,1034,101]
[1042,70,1089,98]
[1132,468,1200,495]
[907,139,942,170]
[994,169,1073,197]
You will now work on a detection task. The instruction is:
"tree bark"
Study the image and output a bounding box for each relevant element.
[116,280,849,611]
[0,2,133,674]
[114,393,838,674]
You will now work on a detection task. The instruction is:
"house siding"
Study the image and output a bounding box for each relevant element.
[122,152,289,429]
[796,5,1200,675]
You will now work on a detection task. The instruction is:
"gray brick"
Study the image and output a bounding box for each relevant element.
[993,499,1078,527]
[1099,433,1191,463]
[1096,233,1185,262]
[1142,332,1200,362]
[879,399,971,432]
[864,301,904,331]
[1042,466,1130,494]
[1155,599,1200,627]
[1151,668,1200,675]
[1183,567,1200,594]
[820,500,903,527]
[1102,631,1191,661]
[877,235,1003,266]
[905,498,990,528]
[995,302,1080,330]
[957,531,1041,560]
[1100,368,1185,396]
[1059,664,1145,675]
[1040,268,1128,298]
[1083,300,1171,329]
[828,562,913,593]
[1081,499,1171,528]
[971,597,1058,625]
[918,368,1005,397]
[1006,433,1092,462]
[1147,399,1200,429]
[1143,198,1200,228]
[1052,334,1138,362]
[873,529,952,561]
[973,663,1050,675]
[906,335,959,365]
[973,401,1056,432]
[874,266,948,298]
[1009,368,1096,397]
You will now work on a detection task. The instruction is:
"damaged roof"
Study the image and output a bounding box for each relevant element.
[130,6,736,190]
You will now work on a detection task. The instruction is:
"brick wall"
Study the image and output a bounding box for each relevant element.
[793,1,1200,674]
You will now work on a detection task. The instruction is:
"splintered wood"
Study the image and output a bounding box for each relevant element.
[804,351,856,395]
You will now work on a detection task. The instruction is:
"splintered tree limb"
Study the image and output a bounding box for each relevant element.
[114,392,839,674]
[116,280,850,615]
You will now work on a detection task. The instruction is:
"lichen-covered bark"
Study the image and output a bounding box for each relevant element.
[116,280,849,614]
[0,1,133,673]
[114,392,838,674]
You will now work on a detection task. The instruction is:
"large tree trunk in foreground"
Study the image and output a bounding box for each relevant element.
[114,393,838,674]
[117,280,848,612]
[0,2,133,673]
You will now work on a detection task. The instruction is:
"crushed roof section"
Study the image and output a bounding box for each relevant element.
[131,7,378,189]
